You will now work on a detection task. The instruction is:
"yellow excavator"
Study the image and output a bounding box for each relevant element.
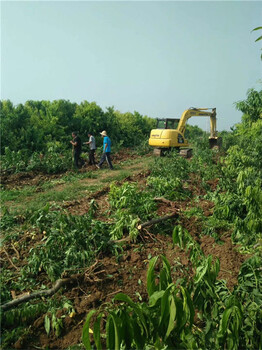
[149,107,222,157]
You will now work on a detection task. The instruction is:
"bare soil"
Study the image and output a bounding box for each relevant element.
[1,152,249,350]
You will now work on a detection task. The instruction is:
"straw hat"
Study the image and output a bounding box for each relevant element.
[100,130,107,136]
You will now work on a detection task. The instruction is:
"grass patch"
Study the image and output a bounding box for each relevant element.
[6,183,101,213]
[1,186,37,202]
[2,156,153,214]
[62,171,98,182]
[100,170,132,183]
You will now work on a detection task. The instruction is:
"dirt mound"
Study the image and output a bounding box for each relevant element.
[200,235,247,290]
[1,171,63,189]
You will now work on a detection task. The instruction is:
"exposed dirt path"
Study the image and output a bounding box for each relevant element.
[0,149,147,190]
[54,159,150,192]
[1,154,153,212]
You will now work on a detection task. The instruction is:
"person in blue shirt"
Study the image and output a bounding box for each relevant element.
[96,130,114,170]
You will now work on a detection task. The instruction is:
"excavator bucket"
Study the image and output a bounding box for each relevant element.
[209,137,222,149]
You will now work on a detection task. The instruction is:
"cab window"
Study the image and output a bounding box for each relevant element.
[166,120,179,129]
[157,120,166,129]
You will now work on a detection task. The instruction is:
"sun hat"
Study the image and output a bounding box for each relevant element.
[100,130,107,136]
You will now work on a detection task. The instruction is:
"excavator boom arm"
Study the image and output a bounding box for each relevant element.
[177,108,217,137]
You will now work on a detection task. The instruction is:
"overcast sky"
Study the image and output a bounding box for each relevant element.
[1,1,261,131]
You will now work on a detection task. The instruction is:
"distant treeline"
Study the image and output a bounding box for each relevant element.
[0,100,157,154]
[0,99,206,155]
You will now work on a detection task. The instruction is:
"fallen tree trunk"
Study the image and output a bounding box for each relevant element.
[1,274,83,312]
[138,212,179,230]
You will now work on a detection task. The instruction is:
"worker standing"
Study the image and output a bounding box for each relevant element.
[96,131,113,170]
[70,132,82,168]
[84,132,96,165]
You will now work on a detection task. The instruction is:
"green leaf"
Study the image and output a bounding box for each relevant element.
[82,310,97,350]
[44,315,50,336]
[114,293,136,307]
[173,295,184,331]
[195,261,209,284]
[110,312,121,350]
[172,226,183,247]
[204,319,212,335]
[106,315,115,350]
[181,286,195,327]
[114,293,148,338]
[147,255,159,296]
[159,285,173,330]
[160,254,172,288]
[252,26,262,31]
[220,307,233,336]
[149,290,165,307]
[132,317,146,349]
[121,310,133,349]
[255,35,262,42]
[93,313,103,350]
[165,296,176,339]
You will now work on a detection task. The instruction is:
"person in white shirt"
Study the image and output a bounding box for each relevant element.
[84,132,96,165]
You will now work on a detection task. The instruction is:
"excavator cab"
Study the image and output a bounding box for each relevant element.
[157,118,180,130]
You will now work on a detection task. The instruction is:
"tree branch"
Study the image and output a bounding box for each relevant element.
[153,197,175,206]
[2,248,19,271]
[1,274,83,312]
[138,212,179,230]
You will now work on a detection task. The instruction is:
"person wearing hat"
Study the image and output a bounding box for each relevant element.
[84,132,96,165]
[96,130,113,170]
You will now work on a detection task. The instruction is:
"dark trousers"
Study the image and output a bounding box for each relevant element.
[74,151,82,168]
[89,149,96,165]
[98,152,113,169]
